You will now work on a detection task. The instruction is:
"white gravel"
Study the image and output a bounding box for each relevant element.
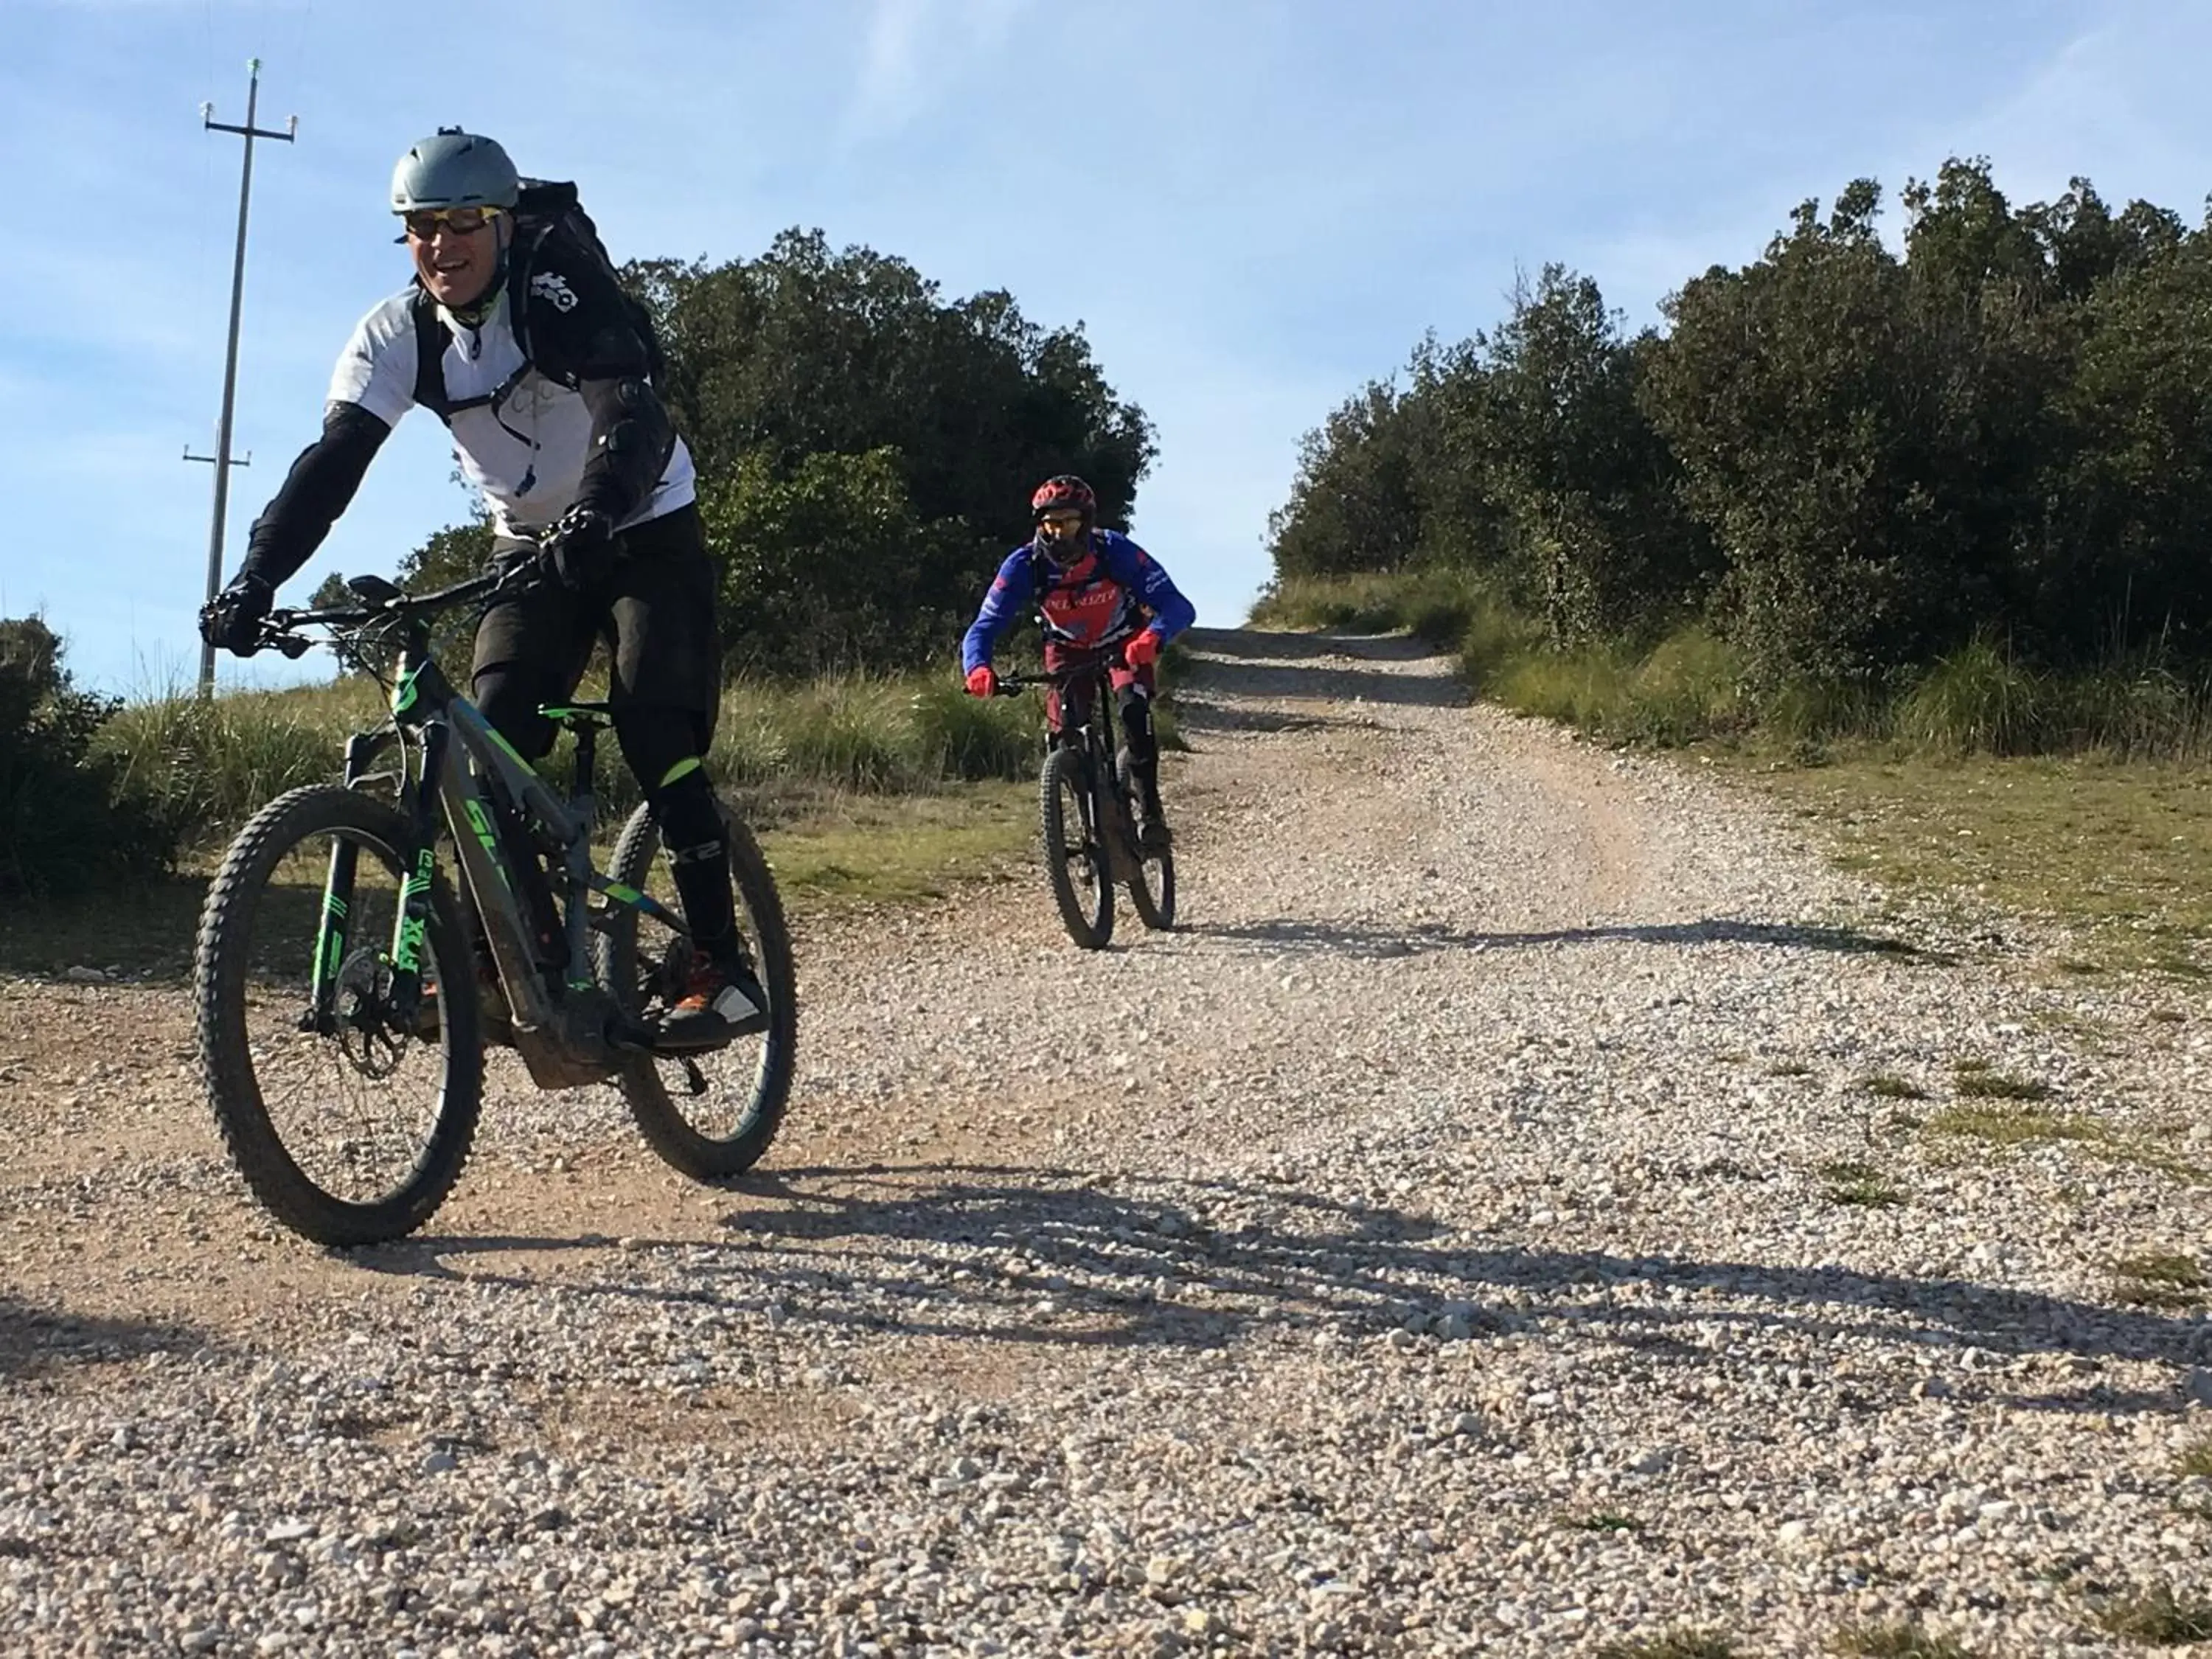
[3,625,2210,1656]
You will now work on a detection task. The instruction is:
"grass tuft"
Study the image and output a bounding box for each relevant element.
[1820,1160,1905,1208]
[2110,1253,2207,1310]
[1860,1075,1930,1100]
[1927,1104,2093,1147]
[2094,1587,2212,1644]
[1893,637,2045,757]
[1952,1070,2052,1102]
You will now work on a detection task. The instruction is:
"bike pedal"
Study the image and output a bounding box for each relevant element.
[647,1014,768,1054]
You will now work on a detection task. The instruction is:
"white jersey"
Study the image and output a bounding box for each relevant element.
[329,286,696,539]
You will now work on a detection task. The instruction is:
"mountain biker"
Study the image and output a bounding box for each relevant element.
[197,128,761,1049]
[961,475,1196,848]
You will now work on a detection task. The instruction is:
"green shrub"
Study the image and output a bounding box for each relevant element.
[1893,638,2048,755]
[0,619,171,895]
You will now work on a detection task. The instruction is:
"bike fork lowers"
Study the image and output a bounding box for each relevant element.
[383,721,450,1027]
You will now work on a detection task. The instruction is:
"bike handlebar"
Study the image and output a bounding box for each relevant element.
[989,667,1091,696]
[254,568,517,657]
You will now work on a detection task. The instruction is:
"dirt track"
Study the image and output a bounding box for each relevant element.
[4,627,2210,1656]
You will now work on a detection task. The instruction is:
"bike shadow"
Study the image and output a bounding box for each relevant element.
[1183,916,1951,963]
[375,1162,2208,1407]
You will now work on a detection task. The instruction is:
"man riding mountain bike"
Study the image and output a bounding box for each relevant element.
[198,127,761,1049]
[961,475,1196,849]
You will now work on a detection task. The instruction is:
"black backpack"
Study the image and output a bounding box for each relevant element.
[411,178,666,424]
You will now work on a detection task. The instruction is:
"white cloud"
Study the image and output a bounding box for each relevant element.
[1938,7,2212,215]
[842,0,1031,145]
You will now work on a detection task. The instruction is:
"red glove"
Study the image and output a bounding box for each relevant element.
[965,665,998,698]
[1122,630,1162,669]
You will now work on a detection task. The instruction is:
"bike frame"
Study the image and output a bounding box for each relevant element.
[285,577,687,1083]
[1016,661,1142,880]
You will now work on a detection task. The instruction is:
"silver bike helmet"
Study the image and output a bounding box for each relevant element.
[390,128,520,213]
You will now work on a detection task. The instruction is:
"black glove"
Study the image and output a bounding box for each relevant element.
[199,571,274,656]
[537,506,617,592]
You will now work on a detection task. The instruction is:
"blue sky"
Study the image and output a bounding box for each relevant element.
[4,0,2207,695]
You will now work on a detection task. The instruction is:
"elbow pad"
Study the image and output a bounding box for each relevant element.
[574,376,675,524]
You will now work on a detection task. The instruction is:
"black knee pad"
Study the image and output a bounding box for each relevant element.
[652,765,724,862]
[616,709,721,856]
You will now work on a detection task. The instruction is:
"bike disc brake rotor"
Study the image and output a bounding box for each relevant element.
[333,946,409,1079]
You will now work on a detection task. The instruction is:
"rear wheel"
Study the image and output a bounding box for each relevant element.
[1040,744,1113,949]
[194,785,482,1246]
[597,800,796,1179]
[1118,750,1177,931]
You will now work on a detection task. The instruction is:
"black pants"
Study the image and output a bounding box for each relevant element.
[471,504,717,768]
[471,504,740,955]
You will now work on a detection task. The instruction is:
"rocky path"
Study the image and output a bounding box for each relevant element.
[3,627,2210,1656]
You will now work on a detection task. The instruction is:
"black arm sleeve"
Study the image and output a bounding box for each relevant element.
[240,401,392,587]
[571,363,676,525]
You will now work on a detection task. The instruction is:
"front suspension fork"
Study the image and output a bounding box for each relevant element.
[305,726,439,1035]
[380,721,450,1026]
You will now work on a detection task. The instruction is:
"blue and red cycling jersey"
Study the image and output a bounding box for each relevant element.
[961,529,1197,672]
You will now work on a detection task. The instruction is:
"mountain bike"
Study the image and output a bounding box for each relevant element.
[192,568,796,1248]
[995,664,1175,949]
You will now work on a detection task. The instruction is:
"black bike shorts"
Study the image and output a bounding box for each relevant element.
[471,503,719,719]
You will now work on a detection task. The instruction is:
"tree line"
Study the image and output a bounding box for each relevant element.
[1267,158,2212,692]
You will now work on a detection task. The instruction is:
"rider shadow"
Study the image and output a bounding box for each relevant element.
[1183,916,1952,964]
[381,1163,2207,1402]
[0,1293,210,1379]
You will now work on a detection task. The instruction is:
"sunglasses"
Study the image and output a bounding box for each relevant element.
[1036,514,1086,535]
[402,206,501,240]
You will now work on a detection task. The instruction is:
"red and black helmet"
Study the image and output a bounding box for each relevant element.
[1031,474,1098,523]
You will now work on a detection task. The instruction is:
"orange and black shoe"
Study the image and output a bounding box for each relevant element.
[654,948,770,1051]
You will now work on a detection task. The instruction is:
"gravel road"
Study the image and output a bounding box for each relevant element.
[3,625,2210,1657]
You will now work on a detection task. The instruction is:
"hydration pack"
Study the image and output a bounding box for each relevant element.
[411,178,665,424]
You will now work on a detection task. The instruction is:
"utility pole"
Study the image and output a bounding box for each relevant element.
[195,59,296,698]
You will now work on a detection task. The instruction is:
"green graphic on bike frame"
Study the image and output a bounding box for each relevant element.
[392,849,434,973]
[311,891,347,990]
[462,799,517,894]
[391,664,425,716]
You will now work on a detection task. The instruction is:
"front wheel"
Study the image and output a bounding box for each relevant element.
[1040,744,1113,949]
[193,785,483,1246]
[597,800,797,1180]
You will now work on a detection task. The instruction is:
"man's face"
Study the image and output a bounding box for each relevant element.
[1036,511,1087,563]
[405,206,508,310]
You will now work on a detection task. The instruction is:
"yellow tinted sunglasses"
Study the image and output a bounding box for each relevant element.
[401,205,503,240]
